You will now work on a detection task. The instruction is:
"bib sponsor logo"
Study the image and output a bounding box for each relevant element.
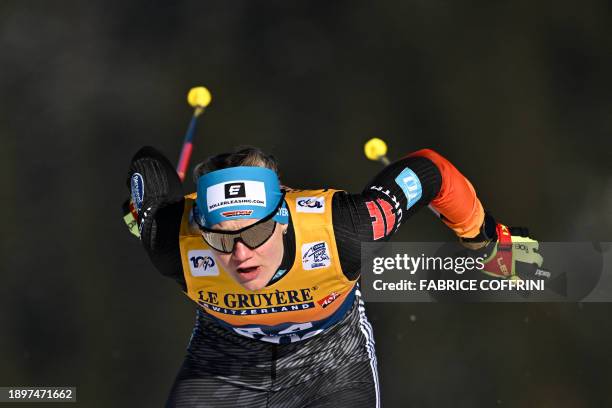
[296,197,325,213]
[206,180,267,211]
[317,291,341,308]
[188,250,219,277]
[394,168,422,209]
[301,241,331,270]
[196,287,315,314]
[130,173,145,212]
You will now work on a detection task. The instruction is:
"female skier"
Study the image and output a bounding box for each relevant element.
[126,145,542,407]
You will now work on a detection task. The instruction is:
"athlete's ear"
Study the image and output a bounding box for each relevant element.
[282,224,288,235]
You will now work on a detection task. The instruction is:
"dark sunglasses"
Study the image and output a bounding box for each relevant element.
[195,193,285,253]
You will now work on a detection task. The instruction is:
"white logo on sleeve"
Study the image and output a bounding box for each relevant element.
[296,197,325,213]
[187,250,219,277]
[206,180,267,211]
[301,241,331,270]
[394,168,422,209]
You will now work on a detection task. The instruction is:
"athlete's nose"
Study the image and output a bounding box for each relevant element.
[232,240,253,262]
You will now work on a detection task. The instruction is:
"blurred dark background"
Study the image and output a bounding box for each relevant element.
[1,1,611,406]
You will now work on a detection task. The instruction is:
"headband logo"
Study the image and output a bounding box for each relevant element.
[224,182,246,198]
[221,209,254,218]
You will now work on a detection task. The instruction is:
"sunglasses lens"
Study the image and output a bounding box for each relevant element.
[202,231,237,253]
[241,219,276,248]
[201,219,277,253]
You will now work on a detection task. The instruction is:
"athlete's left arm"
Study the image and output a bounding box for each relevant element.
[332,149,543,280]
[332,152,442,280]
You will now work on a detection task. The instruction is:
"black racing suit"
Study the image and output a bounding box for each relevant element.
[127,147,443,407]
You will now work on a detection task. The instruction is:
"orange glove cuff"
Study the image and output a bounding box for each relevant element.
[408,149,484,238]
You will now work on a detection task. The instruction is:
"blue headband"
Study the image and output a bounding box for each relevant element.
[195,166,288,227]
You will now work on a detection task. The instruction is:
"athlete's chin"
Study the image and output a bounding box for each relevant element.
[233,267,271,291]
[240,280,267,291]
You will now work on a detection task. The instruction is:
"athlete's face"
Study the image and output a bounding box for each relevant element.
[207,219,287,291]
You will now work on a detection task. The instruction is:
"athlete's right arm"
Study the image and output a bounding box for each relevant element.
[126,146,187,290]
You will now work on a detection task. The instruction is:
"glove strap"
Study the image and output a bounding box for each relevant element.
[480,223,515,278]
[496,224,514,277]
